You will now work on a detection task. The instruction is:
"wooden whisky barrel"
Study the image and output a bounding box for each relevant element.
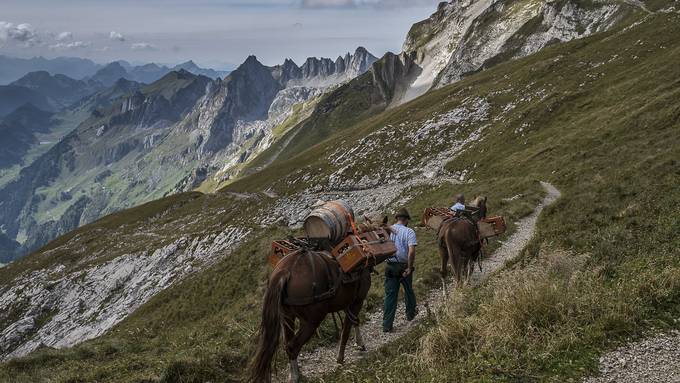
[303,200,355,245]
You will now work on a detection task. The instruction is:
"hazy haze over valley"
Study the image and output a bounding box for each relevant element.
[0,0,438,69]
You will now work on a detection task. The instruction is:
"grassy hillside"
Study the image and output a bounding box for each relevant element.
[1,8,679,383]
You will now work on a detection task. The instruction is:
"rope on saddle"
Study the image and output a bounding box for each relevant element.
[345,211,378,269]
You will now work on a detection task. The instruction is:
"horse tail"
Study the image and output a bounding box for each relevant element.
[248,271,287,383]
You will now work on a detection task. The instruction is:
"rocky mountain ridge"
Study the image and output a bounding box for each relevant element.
[0,85,55,117]
[0,55,100,85]
[0,48,377,262]
[399,0,635,102]
[11,71,105,108]
[90,60,229,86]
[247,0,640,169]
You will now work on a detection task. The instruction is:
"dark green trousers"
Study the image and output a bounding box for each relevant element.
[383,262,417,331]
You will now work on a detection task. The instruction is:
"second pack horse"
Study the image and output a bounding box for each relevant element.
[422,196,505,286]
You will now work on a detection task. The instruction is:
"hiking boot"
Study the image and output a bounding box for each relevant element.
[383,327,393,333]
[406,309,419,322]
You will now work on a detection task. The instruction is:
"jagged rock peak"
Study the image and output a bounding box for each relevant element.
[347,46,377,75]
[235,55,272,76]
[243,55,262,66]
[294,46,378,80]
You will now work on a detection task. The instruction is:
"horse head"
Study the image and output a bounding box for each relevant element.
[470,196,488,219]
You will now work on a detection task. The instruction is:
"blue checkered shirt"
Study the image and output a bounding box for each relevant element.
[388,223,417,263]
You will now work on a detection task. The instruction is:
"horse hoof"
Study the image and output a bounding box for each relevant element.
[336,358,345,365]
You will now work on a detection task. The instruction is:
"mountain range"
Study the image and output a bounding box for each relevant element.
[89,60,229,86]
[1,0,678,382]
[0,47,377,262]
[0,0,635,263]
[0,55,101,85]
[0,55,230,86]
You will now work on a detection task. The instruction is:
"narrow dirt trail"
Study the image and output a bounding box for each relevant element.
[284,181,561,380]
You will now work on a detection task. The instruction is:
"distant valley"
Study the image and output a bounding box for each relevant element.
[0,48,377,262]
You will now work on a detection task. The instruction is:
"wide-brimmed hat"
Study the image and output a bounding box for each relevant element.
[395,208,411,220]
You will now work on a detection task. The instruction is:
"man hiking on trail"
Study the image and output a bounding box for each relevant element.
[383,208,418,332]
[450,194,466,212]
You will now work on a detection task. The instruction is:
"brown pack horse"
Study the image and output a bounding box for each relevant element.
[248,247,374,383]
[426,196,487,286]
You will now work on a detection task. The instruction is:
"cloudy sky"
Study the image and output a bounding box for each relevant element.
[0,0,440,70]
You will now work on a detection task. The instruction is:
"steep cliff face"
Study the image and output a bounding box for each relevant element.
[193,56,284,155]
[0,71,212,257]
[369,51,422,106]
[434,0,627,87]
[400,0,634,101]
[254,0,639,162]
[177,47,378,185]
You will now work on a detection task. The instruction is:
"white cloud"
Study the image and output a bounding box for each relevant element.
[56,31,73,41]
[49,41,91,50]
[131,42,157,51]
[0,21,41,46]
[301,0,355,8]
[109,31,125,42]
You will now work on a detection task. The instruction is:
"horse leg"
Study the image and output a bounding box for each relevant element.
[438,243,449,279]
[332,312,340,340]
[355,326,366,352]
[454,252,464,288]
[447,241,463,288]
[337,311,353,364]
[283,315,296,381]
[287,318,321,383]
[288,359,300,383]
[465,257,473,283]
[350,269,370,354]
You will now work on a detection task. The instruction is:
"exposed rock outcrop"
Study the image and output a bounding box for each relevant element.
[0,48,376,262]
[0,226,250,360]
[400,0,633,102]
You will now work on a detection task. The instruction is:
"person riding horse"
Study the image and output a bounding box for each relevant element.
[451,194,487,221]
[450,194,466,213]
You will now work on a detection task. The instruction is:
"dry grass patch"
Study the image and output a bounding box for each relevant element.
[414,247,680,381]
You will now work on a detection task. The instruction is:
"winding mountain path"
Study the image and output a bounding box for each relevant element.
[282,181,561,380]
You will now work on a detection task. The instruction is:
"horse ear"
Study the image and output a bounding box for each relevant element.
[382,216,389,225]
